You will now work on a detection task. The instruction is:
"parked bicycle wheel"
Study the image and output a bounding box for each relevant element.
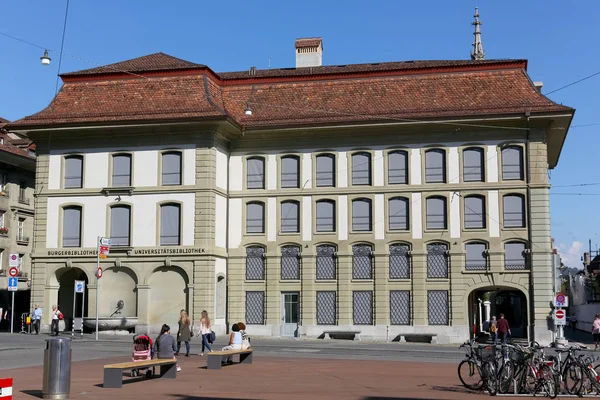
[482,360,498,396]
[497,360,514,394]
[458,359,482,390]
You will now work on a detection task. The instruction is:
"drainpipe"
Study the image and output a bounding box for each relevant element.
[225,149,230,335]
[524,112,534,343]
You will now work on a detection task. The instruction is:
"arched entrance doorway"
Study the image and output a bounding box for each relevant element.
[468,287,528,341]
[55,267,89,332]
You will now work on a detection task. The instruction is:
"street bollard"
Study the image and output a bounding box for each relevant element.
[42,337,72,399]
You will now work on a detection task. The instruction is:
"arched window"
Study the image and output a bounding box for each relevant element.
[281,201,300,233]
[352,244,373,280]
[247,157,265,189]
[64,155,83,188]
[62,206,82,247]
[388,150,408,184]
[160,203,181,245]
[110,205,131,246]
[505,242,527,270]
[426,196,447,230]
[162,152,182,186]
[112,154,132,187]
[316,200,336,232]
[503,194,525,228]
[281,155,300,188]
[463,147,484,182]
[246,246,265,280]
[425,149,446,183]
[316,154,335,187]
[389,243,410,279]
[352,198,372,231]
[352,152,372,185]
[465,242,487,271]
[502,146,524,180]
[464,195,486,229]
[427,242,448,278]
[246,202,265,234]
[316,244,336,280]
[281,245,301,280]
[389,197,409,231]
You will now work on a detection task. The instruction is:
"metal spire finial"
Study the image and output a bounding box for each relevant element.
[471,7,485,60]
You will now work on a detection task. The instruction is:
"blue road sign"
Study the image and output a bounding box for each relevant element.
[75,280,85,293]
[8,277,18,291]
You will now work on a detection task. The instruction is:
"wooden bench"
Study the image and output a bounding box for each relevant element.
[396,334,438,344]
[103,358,177,388]
[322,331,361,341]
[206,349,253,370]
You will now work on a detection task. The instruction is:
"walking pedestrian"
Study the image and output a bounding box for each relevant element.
[197,310,213,356]
[592,314,600,351]
[51,305,61,336]
[175,310,192,357]
[497,313,511,344]
[490,316,498,345]
[32,304,42,335]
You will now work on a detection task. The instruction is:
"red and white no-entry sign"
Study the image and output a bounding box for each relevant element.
[554,309,566,326]
[8,267,18,278]
[0,377,13,398]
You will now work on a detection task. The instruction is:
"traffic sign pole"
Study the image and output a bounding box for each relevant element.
[10,290,14,334]
[96,236,100,341]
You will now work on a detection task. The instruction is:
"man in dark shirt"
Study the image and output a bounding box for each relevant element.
[497,313,511,344]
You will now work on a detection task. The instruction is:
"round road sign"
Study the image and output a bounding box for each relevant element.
[555,310,565,319]
[556,293,566,304]
[8,267,18,277]
[96,267,103,279]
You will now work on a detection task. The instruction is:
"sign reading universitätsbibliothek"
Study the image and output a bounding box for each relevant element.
[47,248,206,256]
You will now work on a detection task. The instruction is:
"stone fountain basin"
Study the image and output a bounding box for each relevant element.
[83,317,138,331]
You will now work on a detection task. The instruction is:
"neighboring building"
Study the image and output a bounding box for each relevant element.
[8,37,574,343]
[0,118,36,331]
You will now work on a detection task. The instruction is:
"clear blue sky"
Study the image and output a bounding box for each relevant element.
[1,0,598,267]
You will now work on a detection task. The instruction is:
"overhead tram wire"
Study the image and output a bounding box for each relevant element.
[55,0,70,95]
[544,69,600,96]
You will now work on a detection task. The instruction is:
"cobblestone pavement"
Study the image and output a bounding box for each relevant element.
[5,354,521,400]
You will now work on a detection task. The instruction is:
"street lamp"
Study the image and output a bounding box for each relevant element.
[40,50,51,66]
[244,103,252,116]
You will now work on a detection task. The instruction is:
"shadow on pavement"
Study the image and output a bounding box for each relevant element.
[363,397,444,400]
[20,389,43,398]
[430,385,477,394]
[169,396,253,400]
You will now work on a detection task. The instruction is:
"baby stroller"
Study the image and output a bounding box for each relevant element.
[131,334,154,378]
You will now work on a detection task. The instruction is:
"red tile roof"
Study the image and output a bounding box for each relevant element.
[295,38,322,48]
[9,53,573,129]
[0,129,35,160]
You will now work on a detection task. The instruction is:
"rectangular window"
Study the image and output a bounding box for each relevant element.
[389,197,409,230]
[425,150,446,183]
[428,290,449,325]
[162,152,182,186]
[427,243,448,278]
[388,151,408,184]
[316,291,336,325]
[389,244,410,279]
[353,291,373,325]
[352,244,373,279]
[316,154,335,187]
[281,201,300,233]
[464,196,486,229]
[502,146,524,180]
[19,180,26,202]
[64,156,83,188]
[465,243,487,271]
[426,197,447,230]
[505,242,527,270]
[390,291,410,325]
[160,204,180,245]
[281,156,300,188]
[0,173,7,191]
[63,207,82,247]
[18,253,24,268]
[247,157,265,189]
[246,202,265,234]
[17,218,24,240]
[110,206,131,246]
[352,199,372,231]
[112,154,132,186]
[503,195,525,228]
[246,246,265,280]
[0,211,4,228]
[316,245,336,280]
[463,148,484,182]
[316,200,335,232]
[280,246,300,280]
[352,153,371,185]
[245,291,265,325]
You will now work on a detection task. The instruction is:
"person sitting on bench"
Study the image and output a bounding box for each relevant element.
[154,324,181,372]
[221,323,242,365]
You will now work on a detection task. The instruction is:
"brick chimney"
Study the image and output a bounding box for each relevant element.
[295,37,323,68]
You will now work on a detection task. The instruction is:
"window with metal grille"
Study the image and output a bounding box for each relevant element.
[389,243,410,279]
[425,149,446,183]
[246,202,265,234]
[316,244,336,280]
[281,155,300,188]
[316,291,336,325]
[63,206,82,247]
[245,291,265,324]
[465,242,487,271]
[503,194,525,228]
[463,148,484,182]
[162,152,182,186]
[160,203,180,245]
[426,197,447,230]
[427,242,448,278]
[281,201,300,233]
[281,245,301,280]
[464,195,486,229]
[353,291,373,325]
[316,200,335,232]
[316,154,335,187]
[388,150,408,184]
[110,205,131,246]
[247,157,265,189]
[112,154,132,187]
[352,152,371,185]
[352,244,373,279]
[505,242,527,270]
[502,146,524,180]
[390,290,410,325]
[64,155,83,188]
[246,246,265,280]
[428,290,449,325]
[352,198,372,231]
[389,197,409,231]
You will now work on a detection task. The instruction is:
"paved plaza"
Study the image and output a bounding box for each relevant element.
[0,330,592,399]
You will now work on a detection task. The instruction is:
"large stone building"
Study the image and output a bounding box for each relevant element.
[8,38,574,343]
[0,119,35,331]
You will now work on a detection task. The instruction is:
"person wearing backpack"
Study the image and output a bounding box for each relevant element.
[490,316,498,344]
[51,305,62,336]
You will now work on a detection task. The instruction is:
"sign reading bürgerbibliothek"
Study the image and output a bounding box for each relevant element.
[46,248,207,256]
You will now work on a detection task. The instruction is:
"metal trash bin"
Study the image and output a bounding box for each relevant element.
[42,337,72,399]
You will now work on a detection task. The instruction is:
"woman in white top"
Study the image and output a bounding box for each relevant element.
[222,323,242,365]
[196,310,213,356]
